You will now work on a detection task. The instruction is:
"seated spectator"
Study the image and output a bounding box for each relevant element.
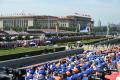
[23,45,120,80]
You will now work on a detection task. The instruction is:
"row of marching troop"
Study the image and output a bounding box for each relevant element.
[18,44,120,80]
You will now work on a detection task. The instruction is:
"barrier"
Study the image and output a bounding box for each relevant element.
[0,48,84,69]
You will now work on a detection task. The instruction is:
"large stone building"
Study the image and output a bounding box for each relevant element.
[0,15,58,30]
[34,16,58,29]
[58,16,94,28]
[0,15,93,31]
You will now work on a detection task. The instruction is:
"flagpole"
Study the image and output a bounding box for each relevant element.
[79,24,81,32]
[106,24,110,37]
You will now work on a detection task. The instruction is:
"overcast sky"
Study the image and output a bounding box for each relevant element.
[0,0,120,26]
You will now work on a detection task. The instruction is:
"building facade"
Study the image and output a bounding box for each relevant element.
[0,15,93,31]
[58,16,94,28]
[33,16,58,29]
[0,16,34,30]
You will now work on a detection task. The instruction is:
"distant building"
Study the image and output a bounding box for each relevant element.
[58,17,71,27]
[0,15,58,30]
[0,15,93,32]
[109,23,120,27]
[34,16,58,29]
[58,15,93,28]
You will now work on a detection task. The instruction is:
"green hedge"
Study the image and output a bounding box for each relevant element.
[55,36,106,44]
[0,47,65,61]
[83,38,113,45]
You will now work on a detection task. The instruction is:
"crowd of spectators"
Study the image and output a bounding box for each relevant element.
[0,39,45,49]
[22,45,120,80]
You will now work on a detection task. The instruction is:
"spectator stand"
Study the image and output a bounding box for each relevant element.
[0,30,18,49]
[21,45,120,80]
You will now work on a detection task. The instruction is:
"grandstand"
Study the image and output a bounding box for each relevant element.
[17,45,120,80]
[1,45,117,80]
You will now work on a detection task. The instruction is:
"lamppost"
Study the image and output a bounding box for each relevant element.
[47,16,50,29]
[106,24,110,37]
[56,21,59,37]
[78,24,81,32]
[75,19,78,33]
[87,23,91,35]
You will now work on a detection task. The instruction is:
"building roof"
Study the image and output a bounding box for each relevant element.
[0,30,30,36]
[0,31,6,36]
[4,30,19,35]
[40,29,75,33]
[67,15,91,18]
[0,15,91,20]
[0,15,58,19]
[27,29,74,34]
[18,32,29,35]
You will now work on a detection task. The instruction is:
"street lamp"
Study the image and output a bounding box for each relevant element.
[56,21,59,37]
[78,24,81,32]
[87,23,91,35]
[106,24,110,37]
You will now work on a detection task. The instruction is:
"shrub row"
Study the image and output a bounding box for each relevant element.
[0,47,65,61]
[83,38,113,45]
[54,36,106,44]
